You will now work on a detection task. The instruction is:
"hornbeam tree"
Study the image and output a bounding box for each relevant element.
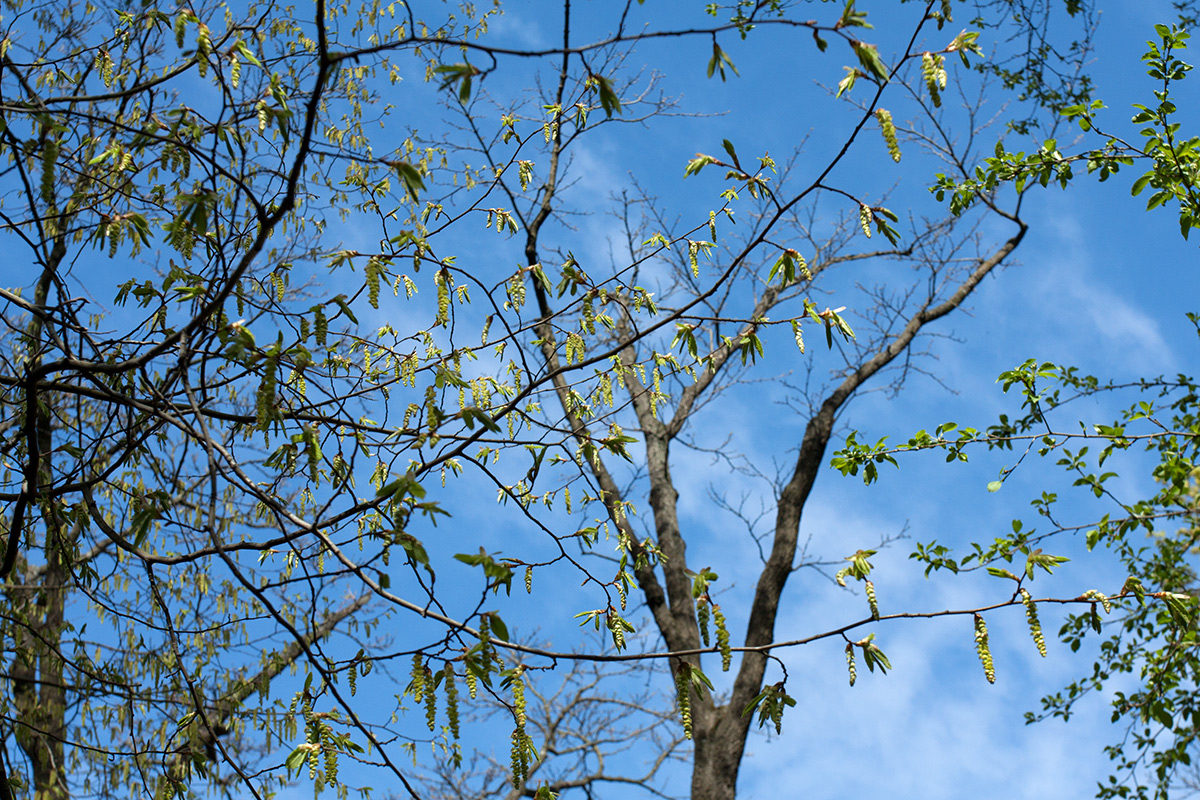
[0,1,1157,799]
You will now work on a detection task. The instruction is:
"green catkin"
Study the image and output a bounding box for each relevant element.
[322,724,338,784]
[796,251,812,281]
[1020,588,1047,657]
[510,727,531,790]
[1085,589,1113,613]
[305,711,319,780]
[770,689,786,734]
[922,51,947,107]
[865,580,879,620]
[859,205,872,237]
[973,614,996,684]
[411,654,426,703]
[424,665,437,731]
[444,662,461,739]
[697,600,711,647]
[465,668,478,699]
[314,306,328,346]
[423,384,438,433]
[525,566,533,593]
[41,138,58,206]
[874,108,901,162]
[366,258,381,308]
[510,733,524,789]
[675,663,693,739]
[508,273,526,309]
[714,605,732,671]
[607,613,626,651]
[511,666,527,728]
[478,613,492,677]
[845,642,857,686]
[435,270,450,326]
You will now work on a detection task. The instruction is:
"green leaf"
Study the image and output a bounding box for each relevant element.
[707,41,739,81]
[851,41,889,82]
[489,613,510,642]
[591,73,623,117]
[285,745,308,771]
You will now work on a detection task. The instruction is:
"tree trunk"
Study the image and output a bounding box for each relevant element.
[11,240,69,800]
[690,704,753,800]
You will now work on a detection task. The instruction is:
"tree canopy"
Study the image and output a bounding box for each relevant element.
[1,1,1197,799]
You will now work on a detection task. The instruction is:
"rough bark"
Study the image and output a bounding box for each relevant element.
[11,238,69,800]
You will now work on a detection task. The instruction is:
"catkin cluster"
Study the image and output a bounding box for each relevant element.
[874,109,901,162]
[1020,588,1047,657]
[845,642,857,687]
[921,52,947,107]
[509,666,531,788]
[973,614,995,684]
[1084,589,1112,613]
[607,612,626,651]
[510,728,532,790]
[321,724,337,786]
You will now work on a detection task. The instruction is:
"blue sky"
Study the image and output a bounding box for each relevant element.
[5,1,1199,798]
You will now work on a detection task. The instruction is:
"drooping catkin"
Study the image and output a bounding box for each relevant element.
[973,614,995,684]
[697,600,711,647]
[410,653,427,703]
[845,642,857,686]
[511,666,527,728]
[874,109,901,162]
[921,51,947,107]
[444,661,461,739]
[1020,588,1047,657]
[510,727,530,789]
[423,664,437,731]
[322,724,338,784]
[675,663,693,739]
[713,605,732,671]
[865,580,879,620]
[859,205,873,237]
[478,613,492,676]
